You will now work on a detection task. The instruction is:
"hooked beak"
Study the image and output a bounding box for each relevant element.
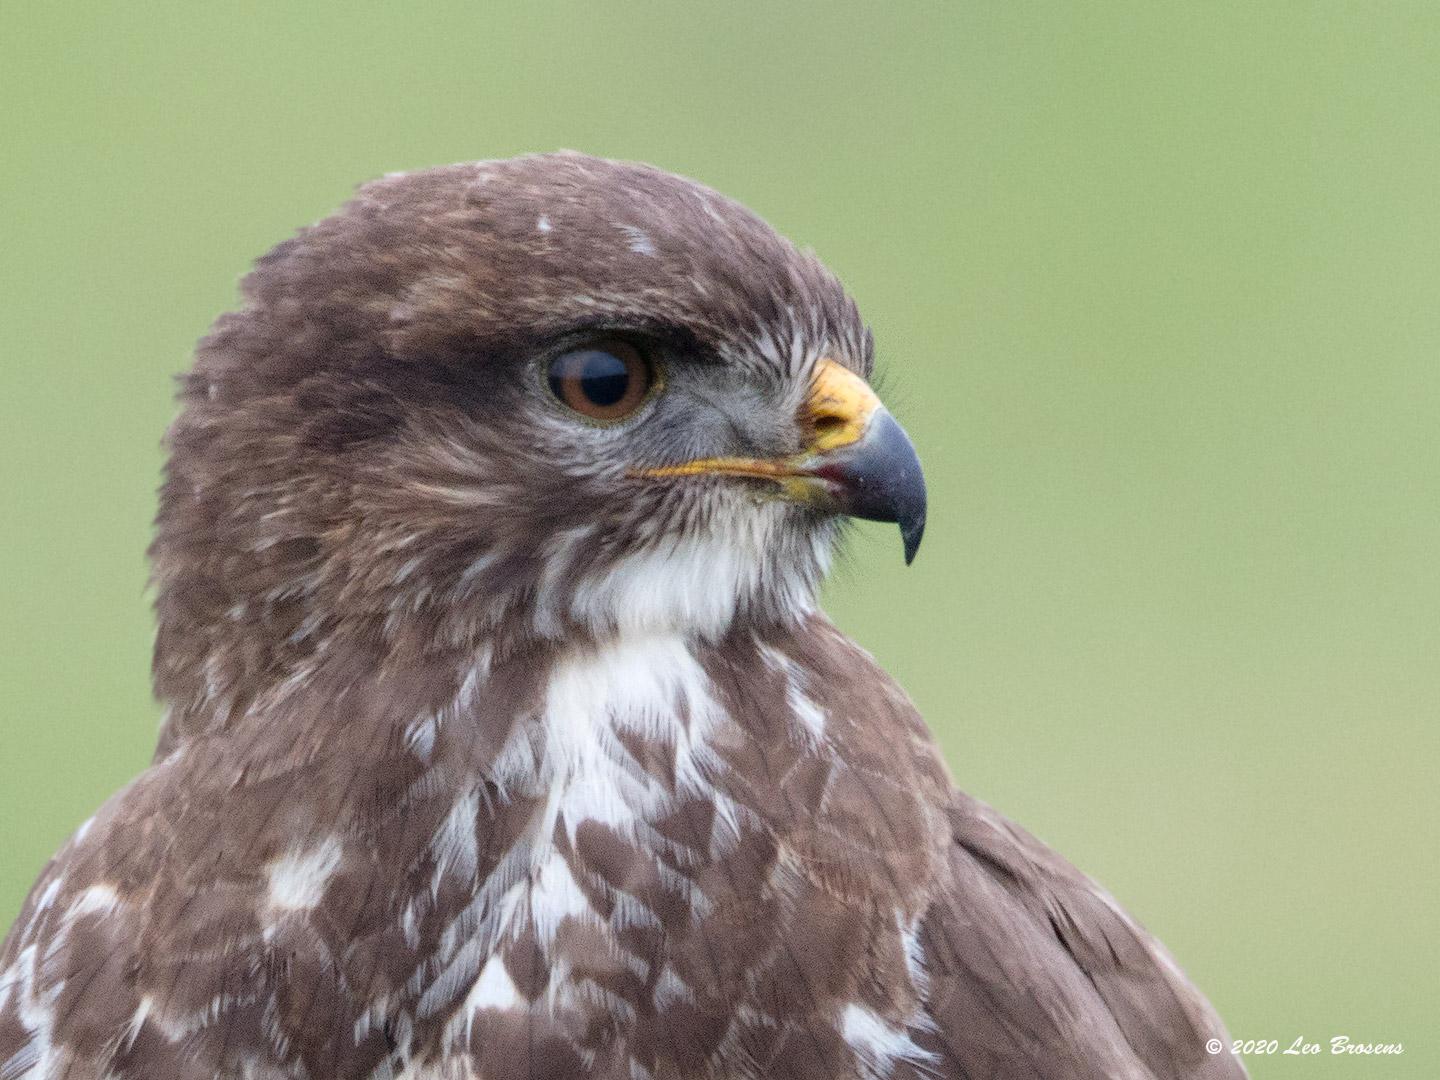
[635,358,927,563]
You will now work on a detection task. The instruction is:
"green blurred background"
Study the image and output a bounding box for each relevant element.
[2,2,1437,1075]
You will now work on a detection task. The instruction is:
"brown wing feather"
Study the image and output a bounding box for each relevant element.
[916,789,1246,1079]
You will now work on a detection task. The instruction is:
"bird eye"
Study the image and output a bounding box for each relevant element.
[546,339,655,421]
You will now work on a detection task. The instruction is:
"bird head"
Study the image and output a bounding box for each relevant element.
[152,153,924,711]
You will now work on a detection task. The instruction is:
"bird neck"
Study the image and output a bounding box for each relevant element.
[148,593,830,760]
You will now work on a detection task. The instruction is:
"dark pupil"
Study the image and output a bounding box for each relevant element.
[567,350,629,406]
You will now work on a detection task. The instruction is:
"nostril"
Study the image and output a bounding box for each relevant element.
[812,414,847,436]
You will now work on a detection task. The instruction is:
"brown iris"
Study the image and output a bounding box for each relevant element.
[547,339,654,421]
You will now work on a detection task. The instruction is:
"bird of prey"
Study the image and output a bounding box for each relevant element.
[0,153,1244,1080]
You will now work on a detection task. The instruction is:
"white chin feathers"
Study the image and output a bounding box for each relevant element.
[543,504,833,640]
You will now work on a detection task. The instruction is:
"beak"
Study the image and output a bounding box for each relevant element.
[636,358,927,563]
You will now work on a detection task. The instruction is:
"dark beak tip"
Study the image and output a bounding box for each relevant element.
[897,485,926,565]
[902,515,925,565]
[871,410,927,566]
[821,408,928,566]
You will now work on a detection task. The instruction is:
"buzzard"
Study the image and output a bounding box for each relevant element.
[0,153,1244,1080]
